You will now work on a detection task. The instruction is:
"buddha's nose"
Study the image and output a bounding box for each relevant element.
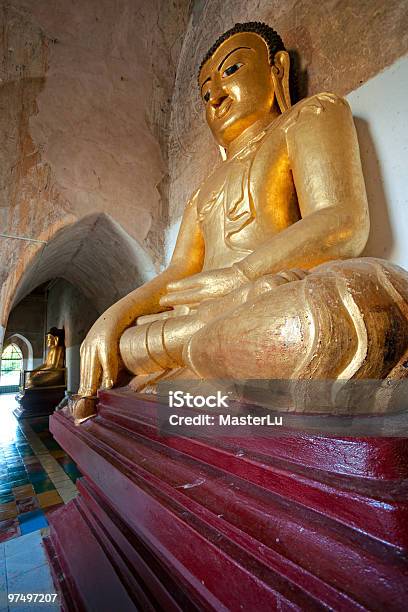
[210,93,229,109]
[209,81,228,109]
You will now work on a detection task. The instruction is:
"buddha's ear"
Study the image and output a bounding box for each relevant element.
[271,50,292,113]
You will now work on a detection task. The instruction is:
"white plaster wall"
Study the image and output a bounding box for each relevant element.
[348,55,408,268]
[164,220,182,267]
[165,55,408,270]
[66,345,81,393]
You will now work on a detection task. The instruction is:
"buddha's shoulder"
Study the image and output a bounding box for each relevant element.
[275,92,352,134]
[254,93,352,161]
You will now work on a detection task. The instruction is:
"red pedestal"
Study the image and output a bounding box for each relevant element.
[46,389,408,611]
[14,386,66,419]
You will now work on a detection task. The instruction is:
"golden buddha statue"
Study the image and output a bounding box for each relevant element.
[25,327,65,388]
[71,22,408,422]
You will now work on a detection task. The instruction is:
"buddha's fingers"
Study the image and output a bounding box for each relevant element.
[277,269,309,282]
[167,278,200,292]
[292,269,309,280]
[98,346,120,390]
[78,344,102,397]
[161,289,205,307]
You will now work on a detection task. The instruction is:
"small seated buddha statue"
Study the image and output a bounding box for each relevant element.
[71,22,408,422]
[25,327,65,388]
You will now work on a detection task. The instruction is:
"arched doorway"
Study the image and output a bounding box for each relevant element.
[6,333,34,372]
[0,343,23,390]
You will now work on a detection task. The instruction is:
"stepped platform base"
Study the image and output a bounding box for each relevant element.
[14,386,66,419]
[46,389,408,611]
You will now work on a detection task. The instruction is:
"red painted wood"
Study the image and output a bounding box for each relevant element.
[43,533,83,612]
[47,390,408,611]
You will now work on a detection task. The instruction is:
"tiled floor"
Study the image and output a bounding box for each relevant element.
[0,394,80,543]
[0,394,81,610]
[0,529,60,611]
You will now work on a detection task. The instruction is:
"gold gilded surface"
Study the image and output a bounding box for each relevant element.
[25,328,65,389]
[72,25,408,419]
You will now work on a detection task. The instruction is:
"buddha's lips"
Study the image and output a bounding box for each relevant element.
[215,98,232,119]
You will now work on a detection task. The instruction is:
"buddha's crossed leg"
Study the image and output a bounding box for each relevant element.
[120,258,408,388]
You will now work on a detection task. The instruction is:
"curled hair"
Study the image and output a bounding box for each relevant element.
[198,22,285,78]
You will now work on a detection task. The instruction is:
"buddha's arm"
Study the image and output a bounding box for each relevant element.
[30,354,57,373]
[78,194,204,396]
[236,94,369,280]
[163,94,369,306]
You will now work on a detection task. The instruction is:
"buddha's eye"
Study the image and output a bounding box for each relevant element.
[203,90,210,103]
[222,62,243,78]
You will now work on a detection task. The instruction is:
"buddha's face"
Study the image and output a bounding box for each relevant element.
[199,32,275,148]
[46,334,57,348]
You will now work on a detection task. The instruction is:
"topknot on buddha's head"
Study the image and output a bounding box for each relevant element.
[198,22,285,80]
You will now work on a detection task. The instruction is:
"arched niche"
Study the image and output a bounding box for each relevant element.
[9,212,157,317]
[4,333,34,372]
[0,342,24,387]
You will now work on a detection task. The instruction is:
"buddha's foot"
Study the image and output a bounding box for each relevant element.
[129,367,200,394]
[68,394,98,425]
[128,370,172,394]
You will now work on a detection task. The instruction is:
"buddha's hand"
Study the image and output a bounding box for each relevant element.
[77,316,124,398]
[160,266,247,307]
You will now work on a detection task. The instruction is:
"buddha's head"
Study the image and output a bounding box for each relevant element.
[46,328,64,348]
[198,22,291,150]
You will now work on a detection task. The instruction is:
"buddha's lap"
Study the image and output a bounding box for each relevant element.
[28,370,64,387]
[128,259,408,378]
[184,257,408,379]
[120,258,408,379]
